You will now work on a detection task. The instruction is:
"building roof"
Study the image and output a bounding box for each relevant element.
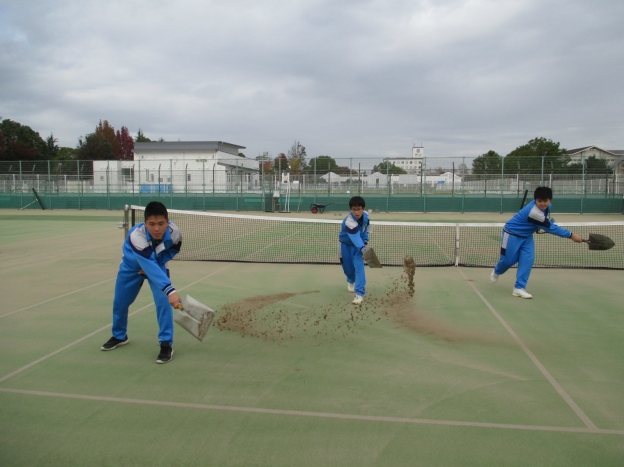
[609,155,624,168]
[566,146,619,156]
[134,141,246,154]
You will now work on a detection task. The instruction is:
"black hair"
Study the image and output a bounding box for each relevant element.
[144,201,169,220]
[349,196,366,208]
[533,186,553,201]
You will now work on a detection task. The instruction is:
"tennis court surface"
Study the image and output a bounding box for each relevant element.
[1,209,623,467]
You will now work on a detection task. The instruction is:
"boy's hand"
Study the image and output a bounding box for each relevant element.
[361,245,368,259]
[168,292,182,308]
[570,233,582,243]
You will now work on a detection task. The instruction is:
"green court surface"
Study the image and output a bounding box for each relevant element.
[1,209,623,467]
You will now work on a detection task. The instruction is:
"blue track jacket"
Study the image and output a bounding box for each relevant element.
[504,200,572,239]
[339,211,370,250]
[122,222,182,297]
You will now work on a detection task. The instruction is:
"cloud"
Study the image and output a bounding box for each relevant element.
[1,0,623,162]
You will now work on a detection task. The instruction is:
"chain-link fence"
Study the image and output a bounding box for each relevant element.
[1,157,622,213]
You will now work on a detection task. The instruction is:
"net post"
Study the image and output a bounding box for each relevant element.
[454,224,460,266]
[123,204,130,238]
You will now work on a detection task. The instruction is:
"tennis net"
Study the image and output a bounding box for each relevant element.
[129,206,624,269]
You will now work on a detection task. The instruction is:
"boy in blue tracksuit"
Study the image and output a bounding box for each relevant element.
[491,187,582,298]
[339,196,370,305]
[101,201,183,363]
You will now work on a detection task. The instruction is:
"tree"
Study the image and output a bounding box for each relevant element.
[372,161,406,174]
[274,153,288,172]
[456,162,469,175]
[472,150,502,174]
[568,156,613,174]
[305,155,339,174]
[504,137,570,174]
[46,134,60,159]
[0,119,48,160]
[135,129,151,142]
[76,133,116,160]
[95,120,122,159]
[336,165,357,175]
[55,147,78,160]
[287,141,307,174]
[116,126,134,160]
[261,160,274,174]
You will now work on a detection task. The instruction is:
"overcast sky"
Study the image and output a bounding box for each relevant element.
[1,0,623,162]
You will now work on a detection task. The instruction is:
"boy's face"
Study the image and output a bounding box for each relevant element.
[145,215,168,239]
[535,198,551,211]
[350,206,364,219]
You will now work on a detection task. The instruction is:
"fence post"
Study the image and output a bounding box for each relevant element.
[423,157,427,213]
[138,160,142,206]
[261,158,265,211]
[47,160,51,209]
[108,161,112,209]
[170,159,173,207]
[19,161,23,207]
[500,158,504,213]
[313,159,317,204]
[581,156,585,214]
[358,163,361,195]
[349,158,352,194]
[202,160,206,210]
[452,162,455,197]
[461,157,465,214]
[77,160,81,210]
[386,160,390,212]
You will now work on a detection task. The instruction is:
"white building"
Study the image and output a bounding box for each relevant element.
[567,146,621,166]
[384,145,424,174]
[93,141,260,193]
[358,171,462,190]
[606,151,624,175]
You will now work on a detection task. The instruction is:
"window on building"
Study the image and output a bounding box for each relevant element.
[121,167,134,182]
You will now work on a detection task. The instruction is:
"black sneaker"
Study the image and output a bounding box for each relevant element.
[101,336,129,351]
[156,344,173,364]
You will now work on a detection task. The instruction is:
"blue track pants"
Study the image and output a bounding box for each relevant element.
[112,264,174,345]
[494,231,534,290]
[340,243,366,296]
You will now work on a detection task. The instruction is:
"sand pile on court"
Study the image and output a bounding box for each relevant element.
[215,259,509,345]
[215,288,385,342]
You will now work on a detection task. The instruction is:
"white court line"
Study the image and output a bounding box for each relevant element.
[1,279,116,318]
[0,264,235,384]
[457,267,598,430]
[3,263,615,437]
[1,387,622,435]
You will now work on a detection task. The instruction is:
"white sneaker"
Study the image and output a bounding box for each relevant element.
[512,288,533,299]
[352,295,363,305]
[490,270,499,283]
[347,282,355,292]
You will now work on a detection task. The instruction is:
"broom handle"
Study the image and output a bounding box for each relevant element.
[520,189,528,209]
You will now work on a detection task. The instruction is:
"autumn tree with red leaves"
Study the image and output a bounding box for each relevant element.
[116,126,134,160]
